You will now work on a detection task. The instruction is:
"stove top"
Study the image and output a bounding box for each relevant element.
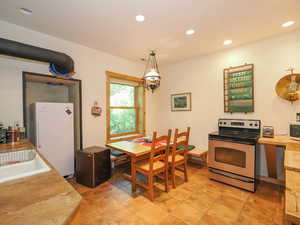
[209,119,261,144]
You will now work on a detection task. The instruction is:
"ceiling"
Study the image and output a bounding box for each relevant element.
[0,0,300,65]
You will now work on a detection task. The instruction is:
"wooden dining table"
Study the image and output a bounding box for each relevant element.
[106,140,152,192]
[106,138,182,192]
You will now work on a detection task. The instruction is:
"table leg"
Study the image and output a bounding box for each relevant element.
[131,156,136,193]
[265,144,277,179]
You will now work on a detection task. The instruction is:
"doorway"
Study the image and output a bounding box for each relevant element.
[22,72,83,151]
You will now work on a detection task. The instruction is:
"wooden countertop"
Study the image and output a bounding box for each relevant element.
[0,139,35,152]
[0,140,82,225]
[258,135,300,146]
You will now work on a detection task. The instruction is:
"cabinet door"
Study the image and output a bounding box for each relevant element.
[94,150,111,185]
[76,152,93,187]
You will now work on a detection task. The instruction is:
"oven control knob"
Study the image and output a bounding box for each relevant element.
[250,123,253,126]
[254,123,258,126]
[219,122,222,125]
[224,122,227,125]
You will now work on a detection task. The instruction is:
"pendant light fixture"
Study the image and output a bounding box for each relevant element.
[142,50,161,92]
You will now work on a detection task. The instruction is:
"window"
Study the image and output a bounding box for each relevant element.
[110,83,136,135]
[106,71,145,142]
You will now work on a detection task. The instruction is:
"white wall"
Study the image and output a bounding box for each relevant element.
[154,29,300,150]
[0,20,155,148]
[1,18,299,161]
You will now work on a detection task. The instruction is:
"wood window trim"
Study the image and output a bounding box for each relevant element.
[106,71,146,143]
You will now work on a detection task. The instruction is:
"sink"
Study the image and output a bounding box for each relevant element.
[0,150,51,183]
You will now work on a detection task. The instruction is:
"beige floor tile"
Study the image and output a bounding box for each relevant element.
[154,191,173,203]
[188,173,209,183]
[246,195,277,218]
[168,186,193,201]
[273,207,285,225]
[236,211,273,225]
[206,195,244,224]
[170,202,203,225]
[99,207,142,225]
[197,181,224,198]
[118,215,151,225]
[222,185,251,202]
[196,214,231,225]
[158,214,189,225]
[184,192,215,214]
[135,201,169,224]
[155,196,184,213]
[180,177,208,192]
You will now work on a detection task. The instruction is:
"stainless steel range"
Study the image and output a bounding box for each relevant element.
[208,119,260,192]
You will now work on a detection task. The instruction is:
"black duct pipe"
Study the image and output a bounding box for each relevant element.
[0,38,74,75]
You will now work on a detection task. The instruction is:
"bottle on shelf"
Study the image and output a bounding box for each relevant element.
[0,122,6,144]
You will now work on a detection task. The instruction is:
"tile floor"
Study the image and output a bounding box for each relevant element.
[69,163,284,225]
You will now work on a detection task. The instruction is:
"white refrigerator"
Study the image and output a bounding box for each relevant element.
[31,102,75,177]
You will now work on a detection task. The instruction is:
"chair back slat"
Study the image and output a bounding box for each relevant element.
[176,132,189,139]
[171,127,191,163]
[149,129,172,171]
[155,135,170,142]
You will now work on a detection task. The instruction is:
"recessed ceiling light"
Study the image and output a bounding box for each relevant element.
[224,40,233,45]
[281,21,295,28]
[19,8,33,15]
[185,29,195,35]
[136,15,145,22]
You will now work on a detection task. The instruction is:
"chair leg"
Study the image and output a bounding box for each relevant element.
[172,165,176,189]
[164,169,169,193]
[148,174,154,201]
[183,161,188,182]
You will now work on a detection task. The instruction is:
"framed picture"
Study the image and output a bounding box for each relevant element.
[171,92,191,111]
[224,64,254,113]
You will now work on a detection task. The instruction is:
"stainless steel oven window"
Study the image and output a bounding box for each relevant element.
[215,147,246,168]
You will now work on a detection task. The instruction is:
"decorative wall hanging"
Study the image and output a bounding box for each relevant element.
[275,68,300,104]
[91,101,102,117]
[171,92,191,111]
[224,64,254,113]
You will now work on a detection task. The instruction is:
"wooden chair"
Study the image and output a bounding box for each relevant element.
[169,127,190,188]
[132,130,172,201]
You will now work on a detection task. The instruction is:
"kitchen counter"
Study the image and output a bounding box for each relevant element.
[285,142,300,224]
[258,135,300,146]
[258,135,300,181]
[0,140,81,225]
[0,139,35,152]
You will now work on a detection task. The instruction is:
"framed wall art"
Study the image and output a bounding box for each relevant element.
[171,92,191,111]
[224,64,254,113]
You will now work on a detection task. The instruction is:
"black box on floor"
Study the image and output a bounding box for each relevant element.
[76,146,111,188]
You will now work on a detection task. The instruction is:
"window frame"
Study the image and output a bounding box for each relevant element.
[106,71,145,143]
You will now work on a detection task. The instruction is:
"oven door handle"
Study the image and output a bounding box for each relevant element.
[209,168,254,183]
